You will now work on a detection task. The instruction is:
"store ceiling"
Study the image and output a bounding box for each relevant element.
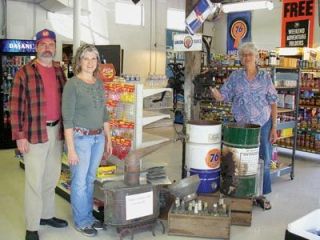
[9,0,44,3]
[10,0,245,4]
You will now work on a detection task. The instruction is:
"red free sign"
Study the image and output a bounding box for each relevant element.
[281,0,315,47]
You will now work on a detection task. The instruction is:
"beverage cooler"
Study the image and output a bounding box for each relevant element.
[0,39,36,149]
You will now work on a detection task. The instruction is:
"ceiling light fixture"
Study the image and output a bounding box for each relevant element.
[222,1,274,13]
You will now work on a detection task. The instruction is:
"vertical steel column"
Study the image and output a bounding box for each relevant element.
[73,0,81,56]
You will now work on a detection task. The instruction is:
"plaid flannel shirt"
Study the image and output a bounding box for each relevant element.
[10,59,66,144]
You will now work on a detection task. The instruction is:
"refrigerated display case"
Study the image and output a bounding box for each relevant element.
[0,39,36,149]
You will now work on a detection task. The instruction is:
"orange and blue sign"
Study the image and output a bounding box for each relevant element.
[227,11,251,55]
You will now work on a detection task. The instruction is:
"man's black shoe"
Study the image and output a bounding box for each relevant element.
[40,217,68,228]
[25,231,39,240]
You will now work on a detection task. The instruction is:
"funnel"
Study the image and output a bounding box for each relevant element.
[168,175,200,202]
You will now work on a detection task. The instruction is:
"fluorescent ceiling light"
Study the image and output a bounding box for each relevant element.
[222,1,274,13]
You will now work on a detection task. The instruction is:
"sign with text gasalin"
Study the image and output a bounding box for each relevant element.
[281,0,315,47]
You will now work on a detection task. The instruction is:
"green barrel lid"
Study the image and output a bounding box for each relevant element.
[223,123,261,148]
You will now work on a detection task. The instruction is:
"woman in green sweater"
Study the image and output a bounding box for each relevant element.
[62,44,112,237]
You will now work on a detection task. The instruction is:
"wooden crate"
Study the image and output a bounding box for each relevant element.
[199,194,253,226]
[228,196,253,226]
[168,201,231,239]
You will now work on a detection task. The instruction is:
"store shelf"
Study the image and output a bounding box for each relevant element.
[56,184,70,195]
[61,158,69,168]
[300,87,320,92]
[19,159,24,169]
[275,66,298,70]
[140,132,170,149]
[135,85,172,148]
[277,108,295,113]
[278,145,320,154]
[270,163,292,180]
[301,68,320,72]
[143,88,172,98]
[272,67,300,181]
[298,127,320,133]
[143,106,173,111]
[276,86,297,90]
[277,135,293,140]
[299,105,320,109]
[55,185,70,202]
[142,110,171,126]
[277,121,296,130]
[18,159,72,201]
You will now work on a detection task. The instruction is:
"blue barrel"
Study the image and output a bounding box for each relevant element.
[190,168,220,193]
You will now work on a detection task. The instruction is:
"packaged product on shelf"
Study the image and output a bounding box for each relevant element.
[96,165,117,178]
[284,94,295,109]
[99,63,116,82]
[269,51,277,66]
[145,74,167,88]
[277,94,285,108]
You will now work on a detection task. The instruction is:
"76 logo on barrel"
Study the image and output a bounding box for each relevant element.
[205,148,221,169]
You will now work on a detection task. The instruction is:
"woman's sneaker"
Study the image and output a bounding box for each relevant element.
[92,220,104,230]
[76,226,97,237]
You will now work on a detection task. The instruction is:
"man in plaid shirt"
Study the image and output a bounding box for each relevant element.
[10,29,68,240]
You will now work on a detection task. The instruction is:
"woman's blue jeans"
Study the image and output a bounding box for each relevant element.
[70,133,105,228]
[259,118,272,195]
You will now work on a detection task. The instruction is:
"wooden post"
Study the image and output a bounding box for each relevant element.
[181,0,202,179]
[185,0,202,121]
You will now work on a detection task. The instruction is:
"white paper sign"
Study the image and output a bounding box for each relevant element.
[126,191,153,220]
[173,34,202,52]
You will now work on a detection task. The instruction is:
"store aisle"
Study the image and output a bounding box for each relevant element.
[0,126,319,240]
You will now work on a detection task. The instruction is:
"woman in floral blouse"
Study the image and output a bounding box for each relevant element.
[211,42,278,210]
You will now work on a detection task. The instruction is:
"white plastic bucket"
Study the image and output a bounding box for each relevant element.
[186,120,222,144]
[186,142,221,170]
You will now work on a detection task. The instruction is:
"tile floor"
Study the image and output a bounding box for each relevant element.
[0,126,319,240]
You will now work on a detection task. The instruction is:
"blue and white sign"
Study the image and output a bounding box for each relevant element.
[173,34,203,52]
[0,39,36,53]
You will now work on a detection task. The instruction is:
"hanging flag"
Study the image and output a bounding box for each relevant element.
[226,11,252,55]
[281,0,315,47]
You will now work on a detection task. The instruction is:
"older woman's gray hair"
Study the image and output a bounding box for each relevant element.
[238,42,259,63]
[72,44,101,76]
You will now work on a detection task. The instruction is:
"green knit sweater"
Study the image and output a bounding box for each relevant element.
[62,76,108,129]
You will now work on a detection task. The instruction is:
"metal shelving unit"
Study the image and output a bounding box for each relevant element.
[135,85,172,148]
[271,67,300,180]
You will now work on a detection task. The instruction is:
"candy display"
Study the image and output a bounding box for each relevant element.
[104,82,136,160]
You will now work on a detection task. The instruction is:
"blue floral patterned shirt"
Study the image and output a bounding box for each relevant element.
[220,69,278,126]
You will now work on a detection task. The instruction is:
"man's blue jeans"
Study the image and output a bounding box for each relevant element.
[259,118,272,195]
[70,133,105,228]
